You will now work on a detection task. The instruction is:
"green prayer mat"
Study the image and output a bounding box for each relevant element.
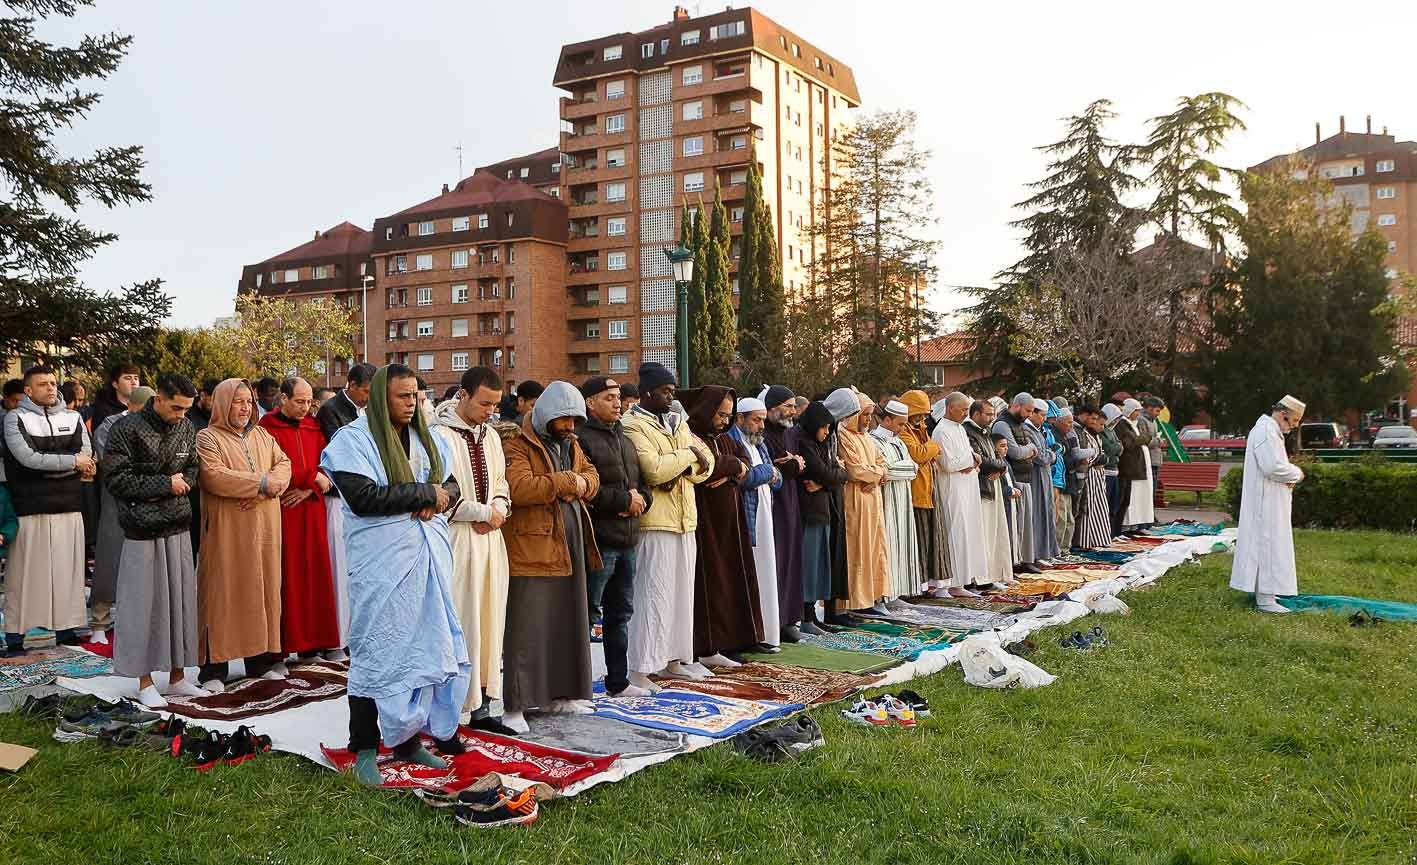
[745,641,901,674]
[1277,594,1417,622]
[850,620,971,647]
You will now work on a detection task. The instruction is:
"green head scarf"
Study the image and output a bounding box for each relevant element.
[365,365,443,485]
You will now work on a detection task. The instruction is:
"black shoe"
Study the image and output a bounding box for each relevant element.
[433,734,467,755]
[779,624,802,644]
[752,643,780,654]
[1022,563,1043,574]
[723,650,749,664]
[466,715,521,737]
[894,689,931,718]
[222,725,272,766]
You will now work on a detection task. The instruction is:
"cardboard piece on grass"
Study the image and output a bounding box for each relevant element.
[0,742,38,772]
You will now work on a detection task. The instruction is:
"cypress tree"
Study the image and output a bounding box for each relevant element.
[683,201,710,377]
[703,179,737,372]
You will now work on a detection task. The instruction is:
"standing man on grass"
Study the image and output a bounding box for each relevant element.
[1230,396,1306,614]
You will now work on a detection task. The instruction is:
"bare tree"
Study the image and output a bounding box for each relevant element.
[1005,220,1197,399]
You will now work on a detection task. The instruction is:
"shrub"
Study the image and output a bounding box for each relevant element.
[1223,460,1417,531]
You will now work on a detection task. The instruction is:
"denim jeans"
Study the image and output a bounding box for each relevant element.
[588,545,636,694]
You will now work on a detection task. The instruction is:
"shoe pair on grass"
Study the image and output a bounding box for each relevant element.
[841,689,931,729]
[730,714,826,763]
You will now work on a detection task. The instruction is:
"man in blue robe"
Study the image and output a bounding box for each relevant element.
[320,363,471,785]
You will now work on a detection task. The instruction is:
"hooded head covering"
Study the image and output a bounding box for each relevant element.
[900,389,932,419]
[930,398,948,421]
[367,365,444,485]
[210,378,254,435]
[736,396,766,414]
[680,385,737,438]
[1045,400,1060,420]
[1052,396,1070,409]
[883,400,908,418]
[987,395,1009,415]
[1122,398,1142,416]
[1055,406,1073,419]
[530,380,587,437]
[824,387,860,422]
[797,401,834,439]
[760,385,795,410]
[1101,403,1121,424]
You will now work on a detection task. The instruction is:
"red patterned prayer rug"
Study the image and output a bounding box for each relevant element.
[321,727,618,791]
[655,662,881,706]
[163,659,348,721]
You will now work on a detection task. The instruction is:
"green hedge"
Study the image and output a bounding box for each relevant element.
[1221,458,1417,531]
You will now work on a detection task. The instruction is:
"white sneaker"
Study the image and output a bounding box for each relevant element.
[136,685,168,709]
[200,679,226,694]
[164,678,209,698]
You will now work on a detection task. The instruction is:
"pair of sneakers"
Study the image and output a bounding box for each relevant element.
[415,775,541,828]
[1058,626,1108,651]
[842,694,920,728]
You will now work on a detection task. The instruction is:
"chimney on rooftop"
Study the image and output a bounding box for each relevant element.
[441,183,449,193]
[1367,114,1372,134]
[672,5,688,21]
[1339,115,1346,134]
[314,230,320,239]
[1315,122,1320,144]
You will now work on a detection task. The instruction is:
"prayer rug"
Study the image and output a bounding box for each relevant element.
[322,727,617,791]
[850,621,969,648]
[800,629,934,661]
[743,640,902,674]
[661,662,881,706]
[854,599,1016,633]
[1009,578,1089,598]
[592,689,803,738]
[1278,594,1417,623]
[77,637,113,659]
[1145,521,1223,537]
[0,647,111,692]
[1075,550,1137,564]
[910,595,1035,614]
[514,713,687,757]
[650,675,787,703]
[164,659,348,721]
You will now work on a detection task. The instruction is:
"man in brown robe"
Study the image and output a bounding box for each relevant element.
[195,378,291,691]
[680,386,763,667]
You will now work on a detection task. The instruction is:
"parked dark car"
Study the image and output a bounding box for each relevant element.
[1373,425,1417,449]
[1299,422,1347,449]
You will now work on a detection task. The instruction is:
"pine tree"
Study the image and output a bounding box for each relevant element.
[703,178,737,373]
[0,0,169,372]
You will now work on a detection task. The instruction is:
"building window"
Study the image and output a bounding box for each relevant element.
[313,264,333,279]
[518,167,529,179]
[683,100,703,121]
[730,169,746,185]
[730,135,747,151]
[709,20,744,40]
[731,206,744,222]
[451,352,469,372]
[506,312,516,333]
[452,283,469,303]
[1377,159,1396,173]
[684,171,705,192]
[729,98,746,115]
[506,212,514,228]
[607,251,627,270]
[607,216,627,236]
[609,353,630,373]
[392,255,407,274]
[586,322,600,339]
[385,227,393,240]
[451,318,468,338]
[477,214,489,229]
[417,320,433,337]
[681,29,700,46]
[606,113,626,134]
[603,44,622,61]
[1378,214,1398,226]
[683,136,704,157]
[283,268,299,283]
[415,254,433,271]
[815,56,823,70]
[452,215,469,231]
[1377,187,1397,199]
[417,286,433,305]
[417,354,435,371]
[1386,268,1399,279]
[506,244,516,263]
[418,221,435,236]
[606,181,627,202]
[607,148,626,167]
[606,79,625,100]
[255,273,263,288]
[682,65,703,86]
[609,285,628,304]
[608,319,628,340]
[506,277,515,299]
[791,42,801,57]
[641,42,654,59]
[451,249,469,269]
[732,277,739,295]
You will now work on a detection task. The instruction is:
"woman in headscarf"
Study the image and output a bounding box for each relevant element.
[789,401,846,635]
[838,392,890,611]
[680,385,763,666]
[194,378,291,690]
[1116,398,1154,529]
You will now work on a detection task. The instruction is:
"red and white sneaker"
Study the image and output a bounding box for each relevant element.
[840,700,890,727]
[876,695,917,728]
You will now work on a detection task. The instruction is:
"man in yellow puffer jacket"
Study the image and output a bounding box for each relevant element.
[620,362,715,692]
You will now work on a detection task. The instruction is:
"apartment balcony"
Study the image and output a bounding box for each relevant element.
[559,95,602,121]
[567,198,632,220]
[676,146,753,174]
[566,260,602,286]
[567,301,601,320]
[674,72,762,103]
[563,162,632,187]
[567,232,603,253]
[559,127,630,155]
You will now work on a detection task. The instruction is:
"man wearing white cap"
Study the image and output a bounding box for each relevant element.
[730,396,782,647]
[1230,396,1306,613]
[931,392,988,597]
[870,400,921,599]
[1117,398,1154,529]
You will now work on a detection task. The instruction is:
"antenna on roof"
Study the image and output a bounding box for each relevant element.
[455,142,464,180]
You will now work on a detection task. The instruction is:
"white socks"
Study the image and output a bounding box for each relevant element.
[261,662,289,681]
[1256,593,1291,614]
[948,586,980,598]
[665,660,712,680]
[136,685,168,708]
[627,673,662,694]
[164,678,208,698]
[322,648,348,662]
[200,679,226,694]
[610,684,652,698]
[90,630,109,645]
[501,711,530,733]
[698,653,740,669]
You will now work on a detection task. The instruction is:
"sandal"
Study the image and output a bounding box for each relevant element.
[97,724,150,748]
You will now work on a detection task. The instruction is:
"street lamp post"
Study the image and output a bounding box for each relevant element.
[663,243,695,387]
[360,273,375,363]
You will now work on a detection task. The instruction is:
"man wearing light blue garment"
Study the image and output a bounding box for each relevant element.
[320,363,471,786]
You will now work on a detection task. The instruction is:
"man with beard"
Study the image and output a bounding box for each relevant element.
[759,386,805,642]
[992,393,1044,574]
[964,399,1013,585]
[729,397,781,651]
[869,400,920,600]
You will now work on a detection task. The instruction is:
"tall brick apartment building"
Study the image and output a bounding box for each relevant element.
[237,6,858,387]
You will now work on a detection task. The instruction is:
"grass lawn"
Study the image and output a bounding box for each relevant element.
[3,529,1417,865]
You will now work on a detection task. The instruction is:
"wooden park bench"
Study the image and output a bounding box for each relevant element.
[1158,461,1223,506]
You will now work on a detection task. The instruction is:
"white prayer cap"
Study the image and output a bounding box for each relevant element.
[930,398,948,420]
[1122,398,1142,414]
[883,399,909,418]
[1278,394,1306,421]
[1101,403,1121,423]
[737,397,767,413]
[1031,398,1049,412]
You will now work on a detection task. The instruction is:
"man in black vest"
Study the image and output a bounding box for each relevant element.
[2,365,95,650]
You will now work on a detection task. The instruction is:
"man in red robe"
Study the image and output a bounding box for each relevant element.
[258,377,341,658]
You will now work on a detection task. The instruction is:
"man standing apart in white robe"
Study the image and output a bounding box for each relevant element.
[869,400,921,600]
[1230,395,1306,613]
[931,392,987,598]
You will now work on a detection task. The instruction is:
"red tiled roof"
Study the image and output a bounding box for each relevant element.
[262,221,371,265]
[905,332,975,364]
[476,146,561,187]
[388,171,559,219]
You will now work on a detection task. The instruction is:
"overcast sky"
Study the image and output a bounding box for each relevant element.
[43,0,1417,328]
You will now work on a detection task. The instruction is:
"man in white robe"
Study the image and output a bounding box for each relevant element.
[431,367,513,727]
[1230,395,1306,613]
[730,398,780,647]
[869,400,921,600]
[930,392,987,598]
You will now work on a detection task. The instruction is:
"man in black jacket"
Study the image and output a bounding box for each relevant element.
[315,362,375,442]
[103,374,208,708]
[577,376,653,697]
